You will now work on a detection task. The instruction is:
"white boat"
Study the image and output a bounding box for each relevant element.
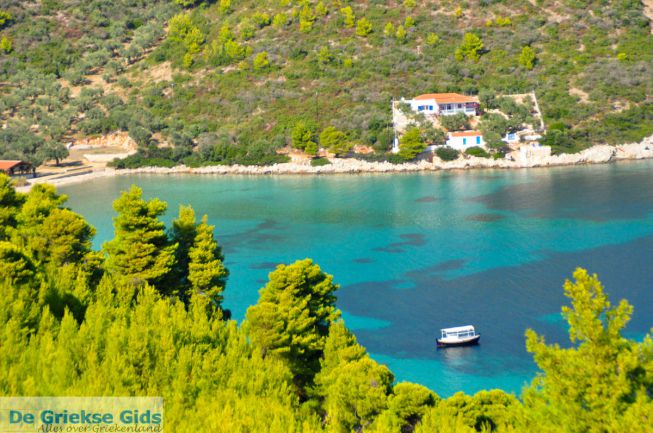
[436,325,480,348]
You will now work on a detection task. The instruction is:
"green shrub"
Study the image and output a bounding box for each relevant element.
[0,36,11,54]
[435,146,459,161]
[465,146,489,158]
[356,18,372,37]
[310,157,331,166]
[0,10,12,29]
[387,153,406,164]
[108,155,176,169]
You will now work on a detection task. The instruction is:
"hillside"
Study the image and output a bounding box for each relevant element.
[1,0,652,167]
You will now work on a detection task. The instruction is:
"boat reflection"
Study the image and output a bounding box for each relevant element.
[438,344,481,366]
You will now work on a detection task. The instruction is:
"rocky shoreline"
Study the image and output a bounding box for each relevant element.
[18,136,653,191]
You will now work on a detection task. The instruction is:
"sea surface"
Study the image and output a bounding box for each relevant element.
[60,160,653,397]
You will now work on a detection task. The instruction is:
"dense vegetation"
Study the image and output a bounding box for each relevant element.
[1,0,652,167]
[1,173,652,431]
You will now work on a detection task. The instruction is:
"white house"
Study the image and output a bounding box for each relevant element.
[446,131,485,150]
[404,93,480,116]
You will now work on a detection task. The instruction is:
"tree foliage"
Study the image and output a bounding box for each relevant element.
[253,51,270,70]
[245,259,340,390]
[398,127,426,160]
[518,46,536,70]
[523,268,653,433]
[319,126,351,156]
[103,185,177,289]
[291,121,317,151]
[0,176,652,432]
[356,18,372,37]
[455,33,484,62]
[188,215,228,307]
[0,10,12,29]
[340,7,355,28]
[0,36,11,54]
[440,113,471,131]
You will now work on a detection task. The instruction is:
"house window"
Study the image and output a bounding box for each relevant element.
[418,106,425,111]
[429,105,433,111]
[463,138,467,145]
[476,136,481,144]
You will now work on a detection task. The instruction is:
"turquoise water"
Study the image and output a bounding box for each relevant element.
[60,160,653,398]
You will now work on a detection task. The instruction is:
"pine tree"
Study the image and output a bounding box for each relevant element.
[291,121,316,151]
[314,324,393,432]
[340,6,355,28]
[404,16,415,28]
[319,126,351,156]
[245,259,340,391]
[426,32,440,46]
[356,18,372,37]
[383,22,395,37]
[0,173,24,240]
[0,36,11,54]
[299,5,316,33]
[455,33,484,62]
[395,25,407,43]
[15,184,67,261]
[519,46,536,70]
[188,215,228,308]
[398,127,426,160]
[314,322,366,395]
[168,205,197,295]
[16,184,66,229]
[315,1,328,18]
[103,185,177,290]
[253,51,270,70]
[0,241,37,286]
[523,268,653,432]
[39,208,95,266]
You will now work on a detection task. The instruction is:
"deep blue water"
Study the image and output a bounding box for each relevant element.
[59,160,653,398]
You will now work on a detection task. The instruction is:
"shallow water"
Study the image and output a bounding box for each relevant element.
[60,160,653,397]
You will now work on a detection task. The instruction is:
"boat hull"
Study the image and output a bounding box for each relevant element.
[436,334,480,348]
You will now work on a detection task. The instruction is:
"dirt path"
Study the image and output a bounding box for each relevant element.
[643,0,653,34]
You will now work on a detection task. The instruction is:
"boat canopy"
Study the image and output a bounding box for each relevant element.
[440,325,475,337]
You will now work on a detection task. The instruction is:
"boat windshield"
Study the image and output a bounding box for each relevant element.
[442,328,476,338]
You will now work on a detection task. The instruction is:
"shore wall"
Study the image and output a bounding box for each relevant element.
[17,135,653,191]
[114,136,653,175]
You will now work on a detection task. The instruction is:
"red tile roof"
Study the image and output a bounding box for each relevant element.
[414,93,479,104]
[0,160,25,170]
[450,130,482,137]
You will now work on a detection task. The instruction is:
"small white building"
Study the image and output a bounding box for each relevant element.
[446,131,485,150]
[404,93,480,116]
[502,132,520,144]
